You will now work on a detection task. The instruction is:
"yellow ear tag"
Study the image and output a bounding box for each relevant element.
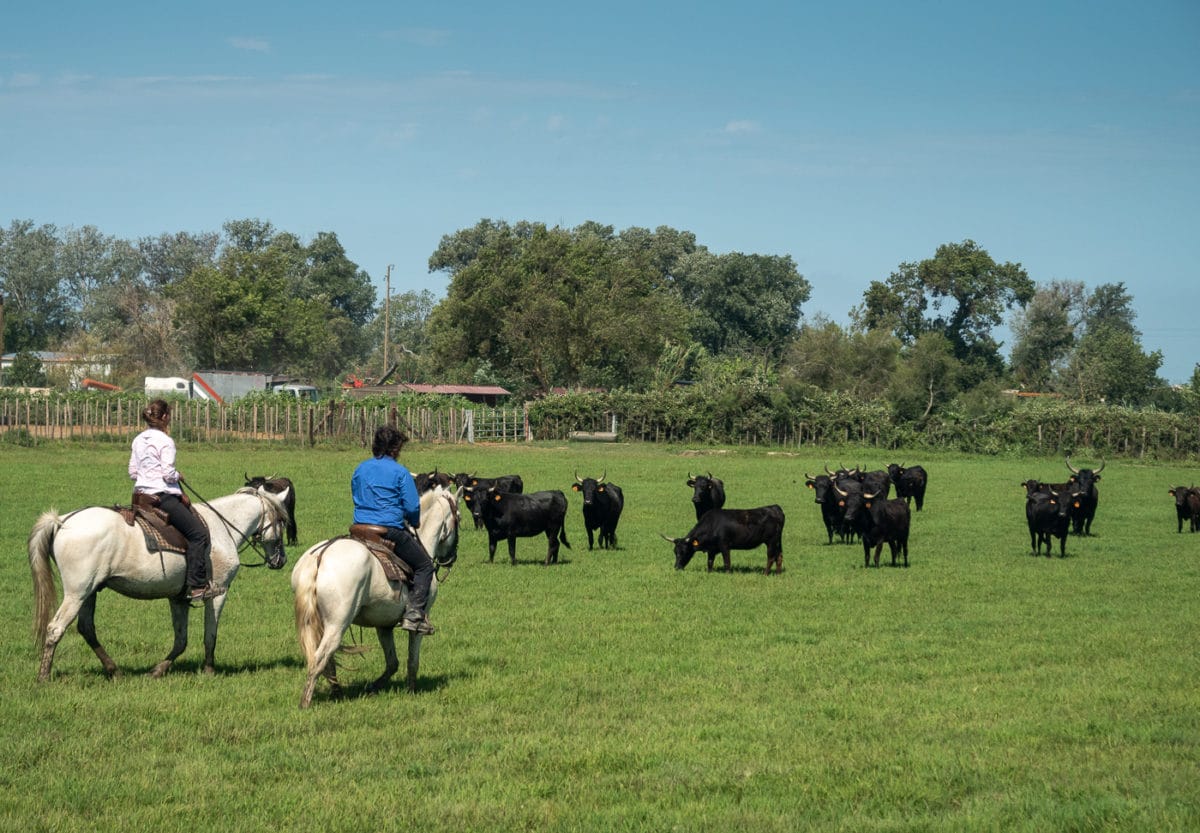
[691,539,700,547]
[493,494,501,501]
[572,484,580,491]
[598,486,605,493]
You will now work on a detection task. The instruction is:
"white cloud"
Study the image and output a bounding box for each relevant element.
[228,36,271,53]
[7,72,41,88]
[724,120,761,134]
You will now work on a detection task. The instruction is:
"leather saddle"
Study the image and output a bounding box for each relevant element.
[348,524,414,583]
[112,492,201,555]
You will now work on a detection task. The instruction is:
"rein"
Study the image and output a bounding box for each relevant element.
[182,481,280,567]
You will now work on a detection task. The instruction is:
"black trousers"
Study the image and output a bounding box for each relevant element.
[382,526,434,616]
[158,494,211,589]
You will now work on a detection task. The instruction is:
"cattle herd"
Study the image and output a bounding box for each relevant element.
[409,455,1197,572]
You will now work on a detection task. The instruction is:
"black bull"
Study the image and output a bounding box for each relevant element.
[686,473,726,521]
[1065,457,1103,535]
[458,473,525,529]
[478,488,571,565]
[572,474,624,550]
[663,505,785,575]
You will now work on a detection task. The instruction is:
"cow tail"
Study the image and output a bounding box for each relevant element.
[293,549,325,674]
[29,510,63,649]
[559,524,571,550]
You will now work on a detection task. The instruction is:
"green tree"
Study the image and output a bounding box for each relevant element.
[1060,282,1163,404]
[0,220,72,351]
[888,332,963,422]
[672,251,811,358]
[7,349,47,386]
[854,239,1034,380]
[1008,280,1085,390]
[427,221,691,393]
[780,316,899,399]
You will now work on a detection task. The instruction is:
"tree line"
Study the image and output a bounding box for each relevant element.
[1,217,1195,421]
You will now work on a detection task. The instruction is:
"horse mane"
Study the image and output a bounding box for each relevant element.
[418,485,459,564]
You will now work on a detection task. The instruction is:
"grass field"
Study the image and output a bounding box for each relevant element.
[1,440,1198,833]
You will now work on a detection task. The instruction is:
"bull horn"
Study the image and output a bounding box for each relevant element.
[575,471,584,484]
[1095,459,1105,474]
[825,464,834,475]
[707,471,713,479]
[599,470,606,483]
[1066,456,1079,474]
[659,533,680,543]
[244,471,250,481]
[804,472,813,480]
[833,483,848,497]
[864,490,879,500]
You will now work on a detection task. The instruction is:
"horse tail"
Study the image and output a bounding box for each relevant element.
[29,510,63,649]
[293,550,325,673]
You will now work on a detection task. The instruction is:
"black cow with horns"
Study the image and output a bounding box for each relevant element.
[478,487,571,565]
[244,474,297,545]
[686,473,726,521]
[1065,457,1103,535]
[662,505,786,575]
[886,463,927,512]
[571,471,624,550]
[834,483,911,568]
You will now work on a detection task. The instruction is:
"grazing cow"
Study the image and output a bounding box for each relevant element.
[1065,457,1103,535]
[1169,486,1200,533]
[686,473,726,521]
[478,487,571,565]
[887,463,928,511]
[244,473,298,545]
[457,473,525,529]
[571,472,624,550]
[662,505,786,575]
[1024,483,1071,557]
[836,484,910,568]
[804,472,839,545]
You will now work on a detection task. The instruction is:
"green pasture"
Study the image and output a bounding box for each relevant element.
[1,440,1197,833]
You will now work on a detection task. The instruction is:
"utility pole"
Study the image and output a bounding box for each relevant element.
[383,264,393,377]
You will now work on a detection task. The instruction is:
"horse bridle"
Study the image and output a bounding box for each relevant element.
[182,481,285,568]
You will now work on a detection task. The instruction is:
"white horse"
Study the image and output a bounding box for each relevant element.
[291,485,460,708]
[30,486,291,681]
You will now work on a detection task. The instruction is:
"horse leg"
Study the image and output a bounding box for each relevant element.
[405,630,424,692]
[150,600,191,678]
[366,626,401,695]
[37,593,89,682]
[300,633,346,709]
[75,592,121,679]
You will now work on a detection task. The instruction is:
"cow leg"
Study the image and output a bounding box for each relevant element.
[585,526,595,551]
[873,542,884,567]
[487,535,499,563]
[706,552,717,572]
[508,537,518,566]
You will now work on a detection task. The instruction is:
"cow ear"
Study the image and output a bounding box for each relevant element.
[572,484,580,491]
[597,485,605,493]
[806,483,813,489]
[493,494,501,502]
[691,539,700,547]
[865,501,872,509]
[471,479,478,486]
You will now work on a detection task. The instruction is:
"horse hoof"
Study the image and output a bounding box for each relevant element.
[149,661,171,678]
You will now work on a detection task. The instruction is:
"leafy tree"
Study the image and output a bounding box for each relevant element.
[854,239,1034,379]
[888,332,963,422]
[0,220,73,351]
[427,221,690,393]
[672,251,811,358]
[6,349,47,386]
[138,231,219,289]
[780,316,899,399]
[1008,280,1085,390]
[1060,282,1163,404]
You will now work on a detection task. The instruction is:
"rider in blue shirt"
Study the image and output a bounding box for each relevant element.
[351,425,435,635]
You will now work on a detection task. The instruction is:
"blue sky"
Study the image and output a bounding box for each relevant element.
[2,0,1197,381]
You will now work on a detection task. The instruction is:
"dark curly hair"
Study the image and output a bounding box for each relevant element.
[372,424,408,458]
[142,399,171,431]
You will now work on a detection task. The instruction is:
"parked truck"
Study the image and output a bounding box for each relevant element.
[144,371,318,403]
